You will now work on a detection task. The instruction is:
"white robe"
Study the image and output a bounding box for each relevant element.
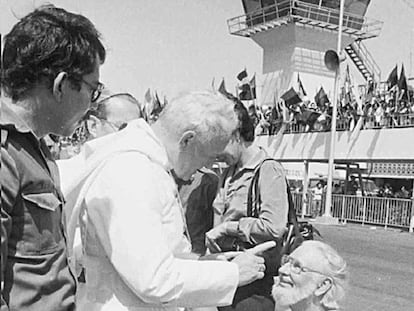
[58,119,238,311]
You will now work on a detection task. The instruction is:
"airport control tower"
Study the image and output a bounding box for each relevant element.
[227,0,383,105]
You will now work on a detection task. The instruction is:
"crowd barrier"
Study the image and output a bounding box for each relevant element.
[291,192,414,230]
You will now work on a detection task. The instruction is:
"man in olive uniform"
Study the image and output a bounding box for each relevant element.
[1,5,106,311]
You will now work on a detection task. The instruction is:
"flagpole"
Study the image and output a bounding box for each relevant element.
[322,0,345,221]
[248,74,254,106]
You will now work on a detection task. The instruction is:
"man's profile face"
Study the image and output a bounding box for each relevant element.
[175,133,230,181]
[59,59,101,137]
[216,135,240,166]
[273,245,327,309]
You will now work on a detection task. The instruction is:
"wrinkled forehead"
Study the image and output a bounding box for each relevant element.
[291,244,327,271]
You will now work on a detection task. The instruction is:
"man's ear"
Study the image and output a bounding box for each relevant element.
[178,130,196,151]
[53,72,69,102]
[314,278,333,297]
[87,115,100,138]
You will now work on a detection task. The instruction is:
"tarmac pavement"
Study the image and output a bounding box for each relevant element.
[312,223,414,311]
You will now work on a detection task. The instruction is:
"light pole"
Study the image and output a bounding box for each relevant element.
[321,0,345,221]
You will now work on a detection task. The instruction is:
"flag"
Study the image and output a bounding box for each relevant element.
[314,87,330,107]
[366,80,375,96]
[144,88,152,104]
[364,80,375,105]
[238,83,250,100]
[386,65,398,90]
[218,79,227,95]
[280,87,302,107]
[349,116,364,143]
[345,65,363,113]
[152,91,163,116]
[277,98,290,123]
[294,107,323,131]
[250,74,256,99]
[398,64,408,101]
[239,74,256,100]
[237,68,248,81]
[340,65,352,106]
[143,88,153,121]
[344,64,351,93]
[297,74,307,98]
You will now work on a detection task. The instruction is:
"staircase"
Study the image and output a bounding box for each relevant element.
[345,40,381,82]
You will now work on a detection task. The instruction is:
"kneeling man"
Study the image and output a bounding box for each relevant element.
[273,241,348,311]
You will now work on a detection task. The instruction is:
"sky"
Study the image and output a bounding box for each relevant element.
[1,0,414,103]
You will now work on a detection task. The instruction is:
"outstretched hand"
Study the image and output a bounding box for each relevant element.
[232,241,277,287]
[246,241,276,256]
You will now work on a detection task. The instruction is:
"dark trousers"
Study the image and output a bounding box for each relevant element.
[218,275,274,311]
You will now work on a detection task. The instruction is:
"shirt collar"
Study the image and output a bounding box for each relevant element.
[240,147,268,171]
[0,100,35,134]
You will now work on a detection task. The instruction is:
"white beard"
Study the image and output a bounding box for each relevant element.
[272,277,317,310]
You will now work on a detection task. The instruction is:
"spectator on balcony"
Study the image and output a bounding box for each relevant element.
[374,102,385,127]
[314,106,329,131]
[363,103,375,129]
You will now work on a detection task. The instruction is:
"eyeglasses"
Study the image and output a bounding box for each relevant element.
[96,115,128,132]
[104,119,128,131]
[81,78,104,103]
[281,255,327,276]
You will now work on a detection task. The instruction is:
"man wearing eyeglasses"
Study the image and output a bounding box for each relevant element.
[0,5,105,311]
[272,241,348,311]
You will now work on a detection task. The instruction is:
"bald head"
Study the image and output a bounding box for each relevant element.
[86,93,143,140]
[96,93,143,126]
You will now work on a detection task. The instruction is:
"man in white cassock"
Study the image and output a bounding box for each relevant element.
[59,91,274,311]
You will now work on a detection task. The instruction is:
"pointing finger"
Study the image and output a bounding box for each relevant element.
[247,241,276,256]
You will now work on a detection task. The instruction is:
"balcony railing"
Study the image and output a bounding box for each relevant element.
[278,113,414,134]
[228,0,383,39]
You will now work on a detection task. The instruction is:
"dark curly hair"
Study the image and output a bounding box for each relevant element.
[221,91,255,142]
[1,5,106,101]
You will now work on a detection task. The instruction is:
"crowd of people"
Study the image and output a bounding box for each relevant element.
[0,5,350,311]
[249,88,414,136]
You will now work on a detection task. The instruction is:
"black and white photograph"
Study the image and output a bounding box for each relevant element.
[1,1,413,310]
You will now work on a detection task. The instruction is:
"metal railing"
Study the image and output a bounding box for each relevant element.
[227,0,291,35]
[364,113,414,129]
[277,113,414,134]
[227,0,383,39]
[291,192,414,229]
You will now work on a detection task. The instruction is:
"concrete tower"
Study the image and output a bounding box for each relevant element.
[227,0,383,105]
